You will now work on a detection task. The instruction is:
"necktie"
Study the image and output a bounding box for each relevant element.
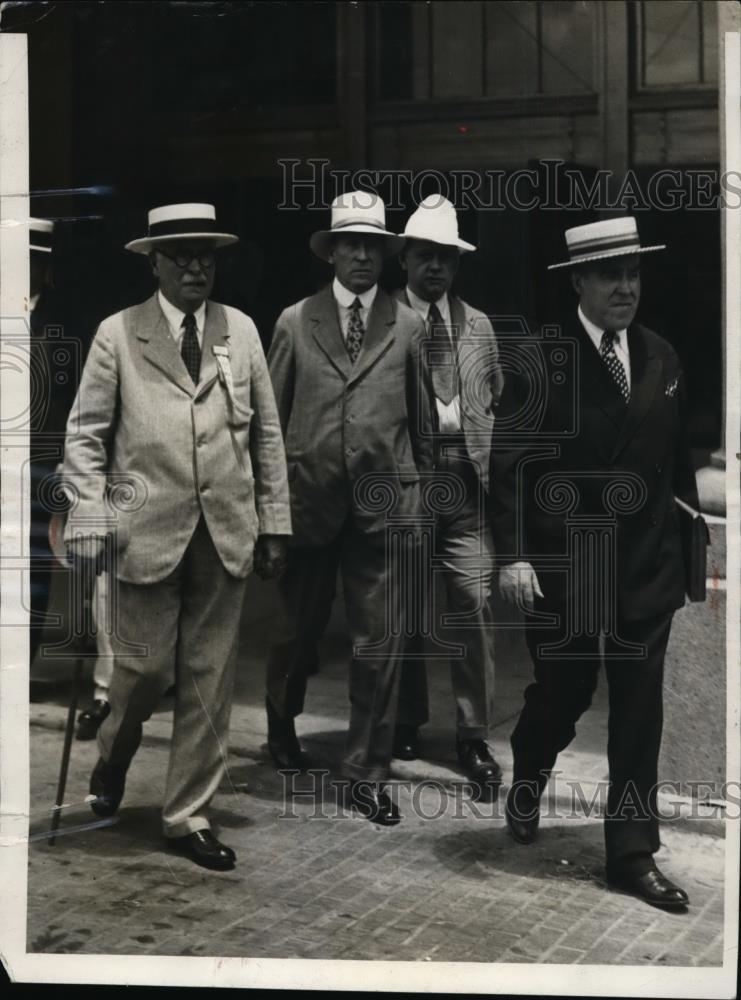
[428,302,458,406]
[181,313,201,384]
[346,298,365,364]
[600,330,630,403]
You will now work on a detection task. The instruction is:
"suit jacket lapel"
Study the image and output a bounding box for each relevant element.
[611,325,662,460]
[349,288,396,384]
[310,285,353,381]
[195,301,229,399]
[137,295,195,397]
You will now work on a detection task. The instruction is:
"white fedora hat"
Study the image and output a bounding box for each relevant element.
[30,217,54,253]
[310,190,404,261]
[548,216,665,270]
[403,194,476,252]
[125,203,238,254]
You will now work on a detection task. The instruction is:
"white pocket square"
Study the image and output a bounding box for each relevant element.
[665,376,679,397]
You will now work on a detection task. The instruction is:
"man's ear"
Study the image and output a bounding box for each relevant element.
[149,252,159,278]
[399,250,408,274]
[570,269,582,296]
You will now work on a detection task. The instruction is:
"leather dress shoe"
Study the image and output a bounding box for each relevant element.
[607,865,689,910]
[89,757,129,817]
[505,782,541,844]
[167,829,236,871]
[349,781,401,826]
[393,724,420,761]
[76,699,110,741]
[266,697,311,771]
[457,739,503,799]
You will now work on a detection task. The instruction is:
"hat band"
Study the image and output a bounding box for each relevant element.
[331,217,387,233]
[148,217,217,237]
[567,231,638,258]
[30,230,52,250]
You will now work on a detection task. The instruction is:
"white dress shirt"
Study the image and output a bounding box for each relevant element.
[332,277,377,341]
[406,286,461,434]
[158,289,206,349]
[578,303,631,388]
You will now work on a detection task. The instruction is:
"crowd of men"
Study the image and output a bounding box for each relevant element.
[30,192,699,912]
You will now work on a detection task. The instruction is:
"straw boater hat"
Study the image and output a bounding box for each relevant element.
[125,203,238,254]
[310,190,404,261]
[30,218,54,253]
[548,216,665,270]
[403,194,476,252]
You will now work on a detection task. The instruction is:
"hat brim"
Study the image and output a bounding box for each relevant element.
[403,232,476,253]
[125,232,238,254]
[310,226,405,262]
[548,244,665,270]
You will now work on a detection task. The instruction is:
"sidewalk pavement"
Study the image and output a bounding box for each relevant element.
[26,580,727,964]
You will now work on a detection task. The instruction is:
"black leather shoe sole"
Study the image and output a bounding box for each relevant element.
[349,783,401,826]
[76,701,110,742]
[606,872,689,910]
[392,741,419,762]
[89,758,128,818]
[267,741,312,772]
[505,787,540,844]
[167,834,235,872]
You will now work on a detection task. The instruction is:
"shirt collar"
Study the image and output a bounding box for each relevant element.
[158,289,207,336]
[578,303,627,352]
[332,277,377,310]
[406,286,450,323]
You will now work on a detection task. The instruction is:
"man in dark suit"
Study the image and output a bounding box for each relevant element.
[265,191,434,825]
[491,217,698,909]
[391,195,504,797]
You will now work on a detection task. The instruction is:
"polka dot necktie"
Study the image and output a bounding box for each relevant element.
[181,313,201,384]
[346,297,365,364]
[600,329,630,403]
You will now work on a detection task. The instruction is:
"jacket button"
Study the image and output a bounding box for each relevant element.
[200,483,209,493]
[650,514,658,525]
[655,464,662,475]
[197,436,206,447]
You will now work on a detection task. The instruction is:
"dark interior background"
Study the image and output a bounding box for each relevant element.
[3,0,722,453]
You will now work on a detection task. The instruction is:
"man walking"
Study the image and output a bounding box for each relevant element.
[492,217,699,909]
[265,191,434,825]
[63,203,291,870]
[393,195,504,798]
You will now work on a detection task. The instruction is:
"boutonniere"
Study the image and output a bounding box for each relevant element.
[665,375,680,398]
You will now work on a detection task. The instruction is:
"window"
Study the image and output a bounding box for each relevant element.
[639,0,718,89]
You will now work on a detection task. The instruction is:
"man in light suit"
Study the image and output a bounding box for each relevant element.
[265,191,434,825]
[392,195,504,797]
[492,217,699,909]
[63,203,291,870]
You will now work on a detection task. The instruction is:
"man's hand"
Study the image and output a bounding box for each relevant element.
[499,561,544,612]
[253,535,288,580]
[65,534,107,575]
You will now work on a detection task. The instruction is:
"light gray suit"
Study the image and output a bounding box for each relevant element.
[63,293,291,836]
[394,290,503,740]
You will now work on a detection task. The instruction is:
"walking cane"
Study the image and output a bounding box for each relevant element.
[46,513,100,845]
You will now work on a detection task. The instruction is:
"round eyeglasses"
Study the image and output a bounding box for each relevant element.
[157,248,216,269]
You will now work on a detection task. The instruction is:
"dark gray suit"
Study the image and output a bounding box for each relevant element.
[265,285,434,780]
